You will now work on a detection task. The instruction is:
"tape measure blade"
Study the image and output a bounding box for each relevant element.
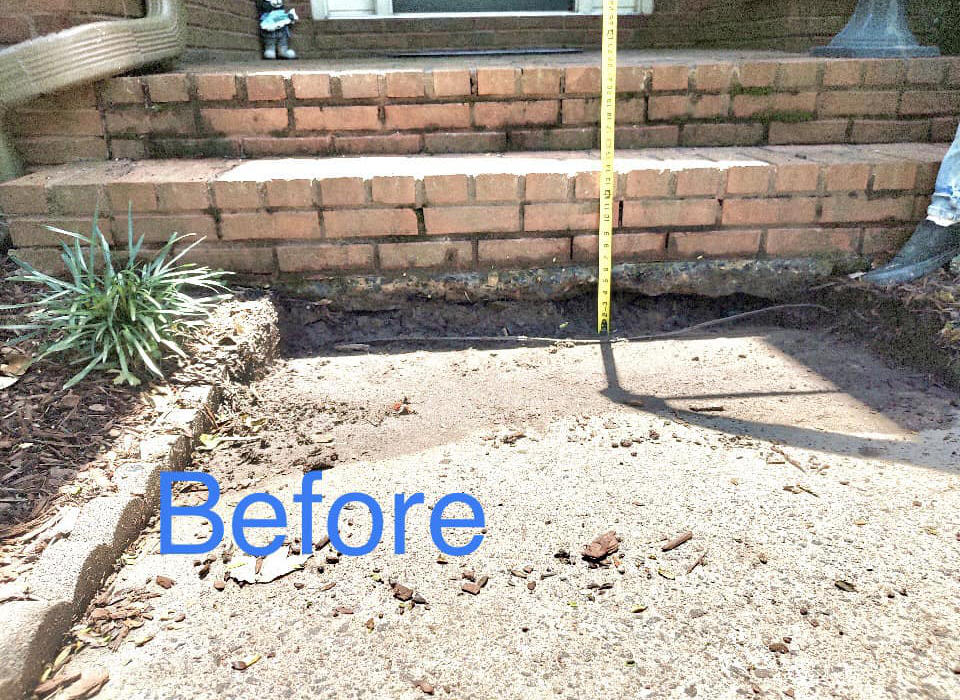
[597,0,618,334]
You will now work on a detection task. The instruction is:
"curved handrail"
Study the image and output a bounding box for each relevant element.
[0,0,186,108]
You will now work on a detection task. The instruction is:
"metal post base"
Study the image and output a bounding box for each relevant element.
[811,0,939,58]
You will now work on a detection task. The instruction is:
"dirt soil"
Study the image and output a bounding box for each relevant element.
[41,295,960,700]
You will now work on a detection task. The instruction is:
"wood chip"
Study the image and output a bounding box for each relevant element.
[661,531,693,552]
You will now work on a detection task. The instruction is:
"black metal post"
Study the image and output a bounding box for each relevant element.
[811,0,939,57]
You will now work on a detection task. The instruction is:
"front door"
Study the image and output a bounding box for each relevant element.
[393,1,574,11]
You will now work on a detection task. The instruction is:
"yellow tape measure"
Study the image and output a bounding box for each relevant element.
[597,0,619,334]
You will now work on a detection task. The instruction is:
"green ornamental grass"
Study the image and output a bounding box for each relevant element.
[1,207,231,388]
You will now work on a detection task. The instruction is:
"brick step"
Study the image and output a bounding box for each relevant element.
[0,143,945,278]
[7,53,960,168]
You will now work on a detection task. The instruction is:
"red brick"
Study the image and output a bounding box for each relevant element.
[680,123,763,147]
[574,171,605,200]
[155,181,211,212]
[424,132,507,153]
[8,247,67,275]
[265,179,316,208]
[617,66,648,94]
[777,62,819,90]
[765,227,859,256]
[107,178,157,212]
[386,72,425,98]
[722,198,817,226]
[819,91,898,117]
[624,169,672,198]
[146,74,189,103]
[0,174,49,215]
[899,91,960,116]
[732,94,772,119]
[932,117,960,142]
[213,180,260,210]
[177,243,275,274]
[277,243,374,272]
[473,101,558,129]
[110,139,147,160]
[725,165,771,195]
[424,206,520,234]
[524,202,599,232]
[9,218,98,247]
[242,136,334,157]
[12,137,108,165]
[520,68,562,96]
[670,230,762,258]
[849,120,931,144]
[424,175,469,204]
[675,168,722,196]
[615,125,680,148]
[572,233,666,262]
[525,173,570,201]
[651,64,689,92]
[906,58,945,85]
[821,60,863,88]
[221,211,320,240]
[862,59,905,86]
[565,66,601,94]
[693,63,734,92]
[561,99,598,125]
[737,62,777,89]
[291,73,332,99]
[333,134,422,155]
[203,109,288,135]
[824,162,871,191]
[871,161,918,191]
[474,174,520,202]
[195,74,238,101]
[118,214,216,243]
[510,128,596,151]
[772,92,818,113]
[692,94,731,120]
[820,195,914,223]
[384,104,471,130]
[101,77,144,105]
[477,68,518,96]
[478,237,569,266]
[372,176,417,205]
[319,178,367,206]
[324,209,419,238]
[622,199,718,228]
[379,241,473,270]
[431,70,472,97]
[106,107,195,136]
[775,163,820,193]
[338,73,381,99]
[246,74,287,102]
[295,106,379,132]
[768,120,848,145]
[648,95,690,121]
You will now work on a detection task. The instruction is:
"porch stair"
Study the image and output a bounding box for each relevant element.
[2,51,959,284]
[0,144,945,279]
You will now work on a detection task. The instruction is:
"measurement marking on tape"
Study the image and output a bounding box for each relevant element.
[597,0,618,334]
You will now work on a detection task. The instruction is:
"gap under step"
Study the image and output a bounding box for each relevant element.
[0,144,945,278]
[6,52,960,169]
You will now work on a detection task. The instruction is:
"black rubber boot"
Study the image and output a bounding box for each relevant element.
[861,219,960,285]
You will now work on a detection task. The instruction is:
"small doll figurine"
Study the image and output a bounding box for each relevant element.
[257,0,299,60]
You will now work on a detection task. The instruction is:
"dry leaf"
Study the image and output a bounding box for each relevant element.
[229,549,311,584]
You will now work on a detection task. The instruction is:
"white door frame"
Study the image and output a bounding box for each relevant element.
[311,0,653,20]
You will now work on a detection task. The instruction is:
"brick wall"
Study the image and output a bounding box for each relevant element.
[183,0,312,60]
[0,0,145,47]
[0,142,944,278]
[6,56,960,167]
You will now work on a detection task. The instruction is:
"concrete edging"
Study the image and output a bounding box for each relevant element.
[0,297,279,700]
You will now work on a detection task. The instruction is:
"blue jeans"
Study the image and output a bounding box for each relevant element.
[928,124,960,225]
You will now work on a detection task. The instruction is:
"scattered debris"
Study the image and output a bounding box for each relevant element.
[413,679,436,695]
[583,531,620,561]
[231,654,261,671]
[34,670,81,697]
[661,531,693,552]
[686,552,706,574]
[393,584,414,602]
[834,580,857,593]
[689,406,725,413]
[155,576,175,589]
[229,549,312,584]
[334,343,371,353]
[768,641,790,654]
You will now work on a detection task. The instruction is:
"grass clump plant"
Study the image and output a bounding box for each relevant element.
[1,208,231,388]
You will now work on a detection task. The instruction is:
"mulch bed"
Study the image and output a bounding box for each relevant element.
[0,254,255,588]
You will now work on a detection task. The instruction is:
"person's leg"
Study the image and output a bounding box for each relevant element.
[862,124,960,284]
